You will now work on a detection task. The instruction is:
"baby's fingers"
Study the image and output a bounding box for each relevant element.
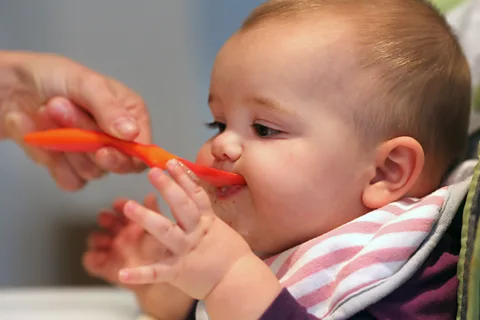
[119,263,174,284]
[112,194,161,217]
[112,198,130,216]
[148,167,201,232]
[87,231,113,250]
[97,211,126,235]
[143,192,161,212]
[82,251,109,275]
[123,200,188,255]
[167,160,212,216]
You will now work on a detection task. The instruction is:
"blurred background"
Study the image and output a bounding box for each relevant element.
[0,0,478,288]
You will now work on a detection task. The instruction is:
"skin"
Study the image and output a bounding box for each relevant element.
[196,20,379,257]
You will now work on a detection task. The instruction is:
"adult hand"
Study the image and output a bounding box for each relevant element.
[0,50,152,191]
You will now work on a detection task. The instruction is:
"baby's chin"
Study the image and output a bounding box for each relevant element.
[213,206,256,240]
[199,180,216,194]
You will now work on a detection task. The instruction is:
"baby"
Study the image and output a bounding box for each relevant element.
[83,0,472,319]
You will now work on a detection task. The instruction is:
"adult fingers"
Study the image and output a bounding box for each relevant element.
[45,97,136,174]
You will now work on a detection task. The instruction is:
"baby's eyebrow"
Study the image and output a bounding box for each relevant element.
[208,93,300,118]
[248,96,299,117]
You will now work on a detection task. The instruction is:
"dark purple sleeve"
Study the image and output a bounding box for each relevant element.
[258,290,379,320]
[259,288,319,320]
[183,292,318,320]
[365,215,460,320]
[184,301,198,320]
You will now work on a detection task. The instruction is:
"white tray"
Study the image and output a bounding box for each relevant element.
[0,287,140,320]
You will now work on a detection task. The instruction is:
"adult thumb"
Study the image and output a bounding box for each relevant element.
[54,67,142,140]
[77,88,140,140]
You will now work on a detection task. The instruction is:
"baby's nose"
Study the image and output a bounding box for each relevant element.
[211,131,243,162]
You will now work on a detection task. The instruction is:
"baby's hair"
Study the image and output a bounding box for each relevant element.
[242,0,471,177]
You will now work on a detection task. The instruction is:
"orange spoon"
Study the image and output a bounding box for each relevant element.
[23,128,246,187]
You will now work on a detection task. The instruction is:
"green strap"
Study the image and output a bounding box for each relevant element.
[468,202,480,319]
[457,144,480,320]
[473,86,480,112]
[431,0,467,12]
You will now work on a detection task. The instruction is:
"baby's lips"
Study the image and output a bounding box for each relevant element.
[179,159,246,187]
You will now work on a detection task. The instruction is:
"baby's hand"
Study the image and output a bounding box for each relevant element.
[118,160,276,305]
[83,194,164,286]
[83,194,194,320]
[118,161,282,319]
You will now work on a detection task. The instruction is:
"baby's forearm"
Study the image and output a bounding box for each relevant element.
[204,253,283,320]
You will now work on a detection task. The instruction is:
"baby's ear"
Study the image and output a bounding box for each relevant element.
[362,137,424,209]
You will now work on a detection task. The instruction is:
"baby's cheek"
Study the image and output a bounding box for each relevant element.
[211,200,234,220]
[195,142,213,165]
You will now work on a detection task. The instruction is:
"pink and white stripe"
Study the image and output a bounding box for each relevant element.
[264,187,449,319]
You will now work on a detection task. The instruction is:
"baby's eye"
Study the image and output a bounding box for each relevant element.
[252,123,281,137]
[205,121,226,134]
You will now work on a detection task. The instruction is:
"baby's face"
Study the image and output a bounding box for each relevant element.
[196,20,375,257]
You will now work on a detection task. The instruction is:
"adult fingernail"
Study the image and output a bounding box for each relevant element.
[50,99,72,123]
[4,112,20,137]
[112,116,138,138]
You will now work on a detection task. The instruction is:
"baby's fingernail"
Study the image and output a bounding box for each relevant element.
[119,270,130,281]
[123,201,136,215]
[167,159,179,170]
[166,159,199,181]
[178,161,199,181]
[112,116,138,138]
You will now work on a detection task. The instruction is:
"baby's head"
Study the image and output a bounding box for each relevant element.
[196,0,471,257]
